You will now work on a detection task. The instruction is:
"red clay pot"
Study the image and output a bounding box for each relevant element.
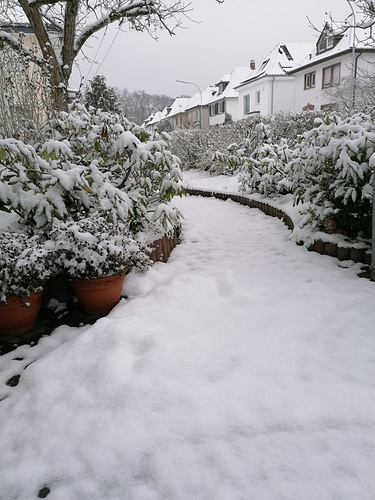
[0,290,43,337]
[71,271,126,316]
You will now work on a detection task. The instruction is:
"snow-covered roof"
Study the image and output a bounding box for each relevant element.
[289,26,375,74]
[206,67,253,104]
[185,86,219,110]
[165,97,191,118]
[146,108,170,126]
[236,42,313,88]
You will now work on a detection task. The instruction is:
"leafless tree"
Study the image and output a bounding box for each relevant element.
[0,35,53,140]
[0,0,224,111]
[324,67,375,117]
[116,88,173,124]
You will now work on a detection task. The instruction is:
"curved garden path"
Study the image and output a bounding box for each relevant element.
[0,195,374,499]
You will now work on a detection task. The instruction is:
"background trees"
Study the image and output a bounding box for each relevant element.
[116,88,173,125]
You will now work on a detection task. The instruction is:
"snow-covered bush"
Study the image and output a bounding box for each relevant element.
[289,114,375,238]
[215,121,293,198]
[0,103,184,235]
[214,112,373,239]
[265,111,324,144]
[169,118,260,174]
[48,215,151,280]
[212,112,323,187]
[0,232,52,303]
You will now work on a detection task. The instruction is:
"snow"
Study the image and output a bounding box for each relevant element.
[0,173,375,499]
[183,171,372,251]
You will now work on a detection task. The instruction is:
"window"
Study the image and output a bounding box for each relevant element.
[304,71,316,89]
[210,101,225,116]
[322,63,340,88]
[255,90,261,105]
[218,81,228,94]
[318,39,326,53]
[243,94,250,114]
[317,35,334,54]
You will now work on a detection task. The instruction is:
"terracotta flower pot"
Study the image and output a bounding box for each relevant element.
[0,290,43,337]
[71,271,126,316]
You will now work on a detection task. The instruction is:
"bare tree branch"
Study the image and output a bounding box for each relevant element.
[0,0,223,111]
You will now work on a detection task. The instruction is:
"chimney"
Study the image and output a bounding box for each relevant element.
[250,60,255,70]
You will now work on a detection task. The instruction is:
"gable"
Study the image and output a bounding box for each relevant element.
[316,23,343,55]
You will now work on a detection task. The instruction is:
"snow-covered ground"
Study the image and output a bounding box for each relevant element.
[0,174,374,499]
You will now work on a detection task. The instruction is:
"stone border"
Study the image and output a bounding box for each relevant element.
[186,188,372,267]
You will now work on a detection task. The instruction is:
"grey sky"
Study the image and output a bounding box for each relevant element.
[71,0,352,98]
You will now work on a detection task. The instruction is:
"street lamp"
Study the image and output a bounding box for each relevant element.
[176,79,203,129]
[346,0,356,109]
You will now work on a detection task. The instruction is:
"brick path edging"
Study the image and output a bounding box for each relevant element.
[185,187,371,267]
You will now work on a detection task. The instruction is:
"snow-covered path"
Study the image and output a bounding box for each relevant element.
[0,195,374,499]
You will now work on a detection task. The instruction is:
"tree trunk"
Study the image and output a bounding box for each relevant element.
[18,0,69,112]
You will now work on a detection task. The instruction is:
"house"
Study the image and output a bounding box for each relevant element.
[143,97,191,131]
[207,67,253,125]
[289,24,375,112]
[235,42,312,119]
[160,87,218,131]
[183,86,219,129]
[165,97,191,130]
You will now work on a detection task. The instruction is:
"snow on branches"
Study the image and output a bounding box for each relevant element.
[214,112,374,238]
[0,103,184,235]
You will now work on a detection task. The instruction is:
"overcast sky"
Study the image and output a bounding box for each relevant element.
[71,0,353,98]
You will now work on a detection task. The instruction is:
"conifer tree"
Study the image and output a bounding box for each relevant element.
[84,75,121,114]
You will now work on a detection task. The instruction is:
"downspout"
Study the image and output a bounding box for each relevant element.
[271,77,275,114]
[354,51,361,104]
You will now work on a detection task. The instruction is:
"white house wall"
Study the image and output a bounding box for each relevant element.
[271,78,295,113]
[237,76,295,118]
[226,98,239,121]
[293,51,375,112]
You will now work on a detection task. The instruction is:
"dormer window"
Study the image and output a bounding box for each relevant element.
[327,36,334,49]
[317,35,334,53]
[218,81,228,94]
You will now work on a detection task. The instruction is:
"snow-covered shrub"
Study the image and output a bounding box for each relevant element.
[0,232,52,303]
[289,114,375,238]
[0,103,184,234]
[212,112,322,191]
[264,111,324,144]
[48,215,151,280]
[169,117,259,174]
[239,139,293,198]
